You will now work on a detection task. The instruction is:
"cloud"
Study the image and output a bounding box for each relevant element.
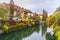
[0,0,60,15]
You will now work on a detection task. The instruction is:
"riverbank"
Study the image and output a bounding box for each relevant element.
[0,20,40,35]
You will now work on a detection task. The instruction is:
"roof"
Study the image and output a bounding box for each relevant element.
[2,3,32,13]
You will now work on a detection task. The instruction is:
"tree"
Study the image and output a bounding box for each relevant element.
[0,6,8,20]
[42,9,48,21]
[23,12,28,19]
[9,0,14,20]
[46,11,60,27]
[46,15,55,27]
[35,15,40,21]
[54,11,60,23]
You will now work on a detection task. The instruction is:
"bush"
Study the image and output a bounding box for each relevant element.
[35,16,40,21]
[53,26,60,40]
[53,26,60,33]
[16,23,24,27]
[54,31,60,40]
[3,23,9,33]
[26,19,31,25]
[31,21,35,25]
[0,19,5,29]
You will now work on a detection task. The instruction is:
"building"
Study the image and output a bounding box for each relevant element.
[2,0,33,21]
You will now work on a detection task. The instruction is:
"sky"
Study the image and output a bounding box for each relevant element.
[0,0,60,16]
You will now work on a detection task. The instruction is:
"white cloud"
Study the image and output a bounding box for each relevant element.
[0,0,60,15]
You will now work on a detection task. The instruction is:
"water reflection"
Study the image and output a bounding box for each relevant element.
[46,33,55,40]
[0,25,41,40]
[0,23,54,40]
[41,21,47,36]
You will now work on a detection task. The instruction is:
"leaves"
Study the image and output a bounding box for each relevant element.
[0,6,8,20]
[46,15,55,27]
[46,11,60,27]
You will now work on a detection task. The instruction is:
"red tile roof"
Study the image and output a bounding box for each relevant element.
[2,3,32,13]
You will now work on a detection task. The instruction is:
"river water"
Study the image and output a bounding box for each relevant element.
[0,24,52,40]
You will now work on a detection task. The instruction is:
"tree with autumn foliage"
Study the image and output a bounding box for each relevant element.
[46,15,55,27]
[0,5,8,20]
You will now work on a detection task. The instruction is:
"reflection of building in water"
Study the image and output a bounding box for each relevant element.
[0,25,40,40]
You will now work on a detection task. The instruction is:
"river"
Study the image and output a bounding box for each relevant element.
[0,24,54,40]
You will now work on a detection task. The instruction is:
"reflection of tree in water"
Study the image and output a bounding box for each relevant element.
[46,33,55,40]
[0,25,40,40]
[42,21,47,36]
[41,21,55,40]
[42,21,55,40]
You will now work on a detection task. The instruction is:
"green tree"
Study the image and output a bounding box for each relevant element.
[9,0,14,20]
[0,6,8,20]
[46,11,60,27]
[23,12,28,19]
[54,11,60,23]
[43,9,48,21]
[46,15,55,27]
[35,16,40,21]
